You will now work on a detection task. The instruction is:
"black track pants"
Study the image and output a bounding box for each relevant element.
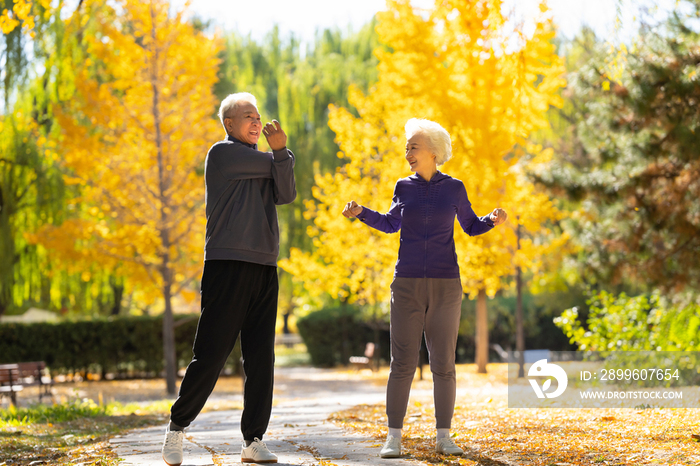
[170,260,278,441]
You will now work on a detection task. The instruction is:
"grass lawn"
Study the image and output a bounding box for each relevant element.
[0,376,244,465]
[0,400,167,465]
[331,363,700,466]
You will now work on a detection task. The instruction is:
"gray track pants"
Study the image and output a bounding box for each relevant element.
[386,277,463,429]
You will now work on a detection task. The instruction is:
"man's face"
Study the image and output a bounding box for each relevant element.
[225,102,262,145]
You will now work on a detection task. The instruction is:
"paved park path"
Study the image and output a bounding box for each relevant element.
[112,367,426,466]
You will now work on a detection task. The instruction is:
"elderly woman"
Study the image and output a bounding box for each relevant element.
[342,118,506,458]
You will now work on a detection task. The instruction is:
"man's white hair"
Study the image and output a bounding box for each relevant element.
[218,92,258,128]
[405,118,452,166]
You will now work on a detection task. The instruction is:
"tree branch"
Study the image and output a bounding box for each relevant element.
[171,268,202,297]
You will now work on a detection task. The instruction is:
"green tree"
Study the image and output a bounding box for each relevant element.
[1,0,131,319]
[0,0,70,317]
[0,108,62,316]
[532,1,700,293]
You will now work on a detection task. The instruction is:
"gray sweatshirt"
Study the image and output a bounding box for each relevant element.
[203,135,296,266]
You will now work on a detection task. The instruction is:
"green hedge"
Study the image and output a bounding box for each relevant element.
[0,314,241,376]
[296,306,389,367]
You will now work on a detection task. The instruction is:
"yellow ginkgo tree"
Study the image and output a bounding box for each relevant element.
[30,0,221,394]
[281,0,567,372]
[0,0,51,34]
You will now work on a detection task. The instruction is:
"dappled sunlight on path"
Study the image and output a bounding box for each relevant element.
[113,366,425,465]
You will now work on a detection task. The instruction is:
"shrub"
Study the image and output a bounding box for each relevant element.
[296,306,389,367]
[552,290,700,352]
[0,314,241,376]
[554,290,700,386]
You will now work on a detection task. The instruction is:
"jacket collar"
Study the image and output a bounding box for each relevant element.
[227,134,257,150]
[409,171,449,183]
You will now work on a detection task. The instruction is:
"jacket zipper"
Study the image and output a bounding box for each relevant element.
[424,180,429,278]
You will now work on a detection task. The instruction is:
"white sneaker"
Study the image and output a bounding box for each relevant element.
[241,437,278,464]
[162,428,184,466]
[379,435,401,458]
[436,437,464,456]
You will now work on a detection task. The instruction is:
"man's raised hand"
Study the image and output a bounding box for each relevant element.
[263,120,287,151]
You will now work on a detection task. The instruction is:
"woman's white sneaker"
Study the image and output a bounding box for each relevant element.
[436,437,464,455]
[241,437,278,463]
[161,428,184,466]
[380,435,401,458]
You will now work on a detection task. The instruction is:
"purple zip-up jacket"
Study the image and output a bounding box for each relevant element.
[356,171,494,279]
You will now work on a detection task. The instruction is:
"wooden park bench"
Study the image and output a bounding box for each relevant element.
[349,342,375,371]
[0,361,53,406]
[0,364,23,406]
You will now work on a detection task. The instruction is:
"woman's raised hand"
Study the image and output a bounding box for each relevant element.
[342,200,364,218]
[490,208,507,226]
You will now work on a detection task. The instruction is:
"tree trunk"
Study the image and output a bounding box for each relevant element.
[373,324,381,372]
[149,3,176,395]
[475,289,488,373]
[110,276,124,316]
[372,290,381,371]
[162,271,177,395]
[418,335,426,381]
[40,272,51,311]
[282,310,290,334]
[0,186,14,317]
[516,220,525,377]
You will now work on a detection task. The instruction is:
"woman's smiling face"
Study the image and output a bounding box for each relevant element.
[405,133,437,179]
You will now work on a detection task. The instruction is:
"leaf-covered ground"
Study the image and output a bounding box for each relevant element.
[330,364,700,466]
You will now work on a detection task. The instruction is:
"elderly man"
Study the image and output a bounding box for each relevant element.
[162,92,296,465]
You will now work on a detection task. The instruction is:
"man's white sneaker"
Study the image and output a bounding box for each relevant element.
[162,428,184,466]
[379,435,401,458]
[241,437,278,464]
[436,437,464,456]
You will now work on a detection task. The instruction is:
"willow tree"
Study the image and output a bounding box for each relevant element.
[0,0,66,317]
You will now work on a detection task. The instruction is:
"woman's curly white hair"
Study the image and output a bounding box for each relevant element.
[405,118,452,166]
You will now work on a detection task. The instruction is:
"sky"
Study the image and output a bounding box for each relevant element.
[173,0,681,46]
